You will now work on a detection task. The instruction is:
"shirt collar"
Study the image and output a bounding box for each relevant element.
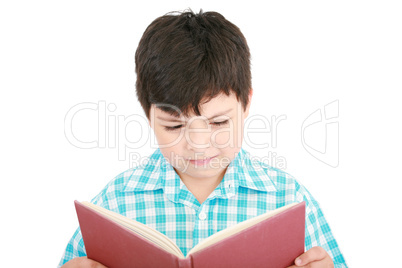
[122,148,277,201]
[220,148,277,195]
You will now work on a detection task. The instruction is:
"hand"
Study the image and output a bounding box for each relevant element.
[287,246,334,268]
[61,257,108,268]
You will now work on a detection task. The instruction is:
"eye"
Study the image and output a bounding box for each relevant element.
[212,120,229,126]
[164,124,183,131]
[164,120,229,131]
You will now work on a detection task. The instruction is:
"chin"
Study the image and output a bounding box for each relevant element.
[188,167,226,177]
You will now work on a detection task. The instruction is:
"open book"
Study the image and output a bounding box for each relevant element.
[75,200,305,268]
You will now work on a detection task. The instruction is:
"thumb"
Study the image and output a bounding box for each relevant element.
[295,246,326,266]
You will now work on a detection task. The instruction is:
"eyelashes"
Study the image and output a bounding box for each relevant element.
[164,125,183,131]
[164,120,229,132]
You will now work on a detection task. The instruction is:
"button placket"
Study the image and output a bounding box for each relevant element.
[198,211,207,220]
[228,182,233,190]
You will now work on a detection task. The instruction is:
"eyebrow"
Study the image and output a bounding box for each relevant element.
[156,108,233,122]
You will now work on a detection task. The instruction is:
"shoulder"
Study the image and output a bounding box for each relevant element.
[244,151,300,191]
[103,167,138,194]
[89,166,138,206]
[242,150,314,202]
[90,149,164,206]
[255,159,321,216]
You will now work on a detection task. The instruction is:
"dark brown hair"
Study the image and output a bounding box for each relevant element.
[135,9,251,119]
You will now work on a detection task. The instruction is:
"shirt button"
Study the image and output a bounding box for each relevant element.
[199,211,207,220]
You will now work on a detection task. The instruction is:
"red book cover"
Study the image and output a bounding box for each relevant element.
[75,200,305,268]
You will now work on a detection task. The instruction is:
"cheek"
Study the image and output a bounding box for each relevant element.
[213,130,232,147]
[155,127,185,146]
[211,122,243,149]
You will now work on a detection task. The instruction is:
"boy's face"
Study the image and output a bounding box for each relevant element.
[149,92,251,182]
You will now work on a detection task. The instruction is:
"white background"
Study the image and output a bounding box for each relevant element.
[1,0,401,267]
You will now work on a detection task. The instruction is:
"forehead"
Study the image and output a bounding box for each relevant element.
[152,92,240,119]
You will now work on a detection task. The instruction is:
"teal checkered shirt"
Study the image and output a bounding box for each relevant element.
[58,148,347,267]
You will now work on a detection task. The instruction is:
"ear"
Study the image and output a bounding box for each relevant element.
[244,89,253,118]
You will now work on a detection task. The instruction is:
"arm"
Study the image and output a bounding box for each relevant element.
[58,227,87,267]
[295,184,347,267]
[61,257,107,268]
[59,183,111,267]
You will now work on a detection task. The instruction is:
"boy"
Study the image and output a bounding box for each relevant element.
[59,10,346,267]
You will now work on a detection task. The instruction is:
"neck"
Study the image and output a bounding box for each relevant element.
[175,168,226,204]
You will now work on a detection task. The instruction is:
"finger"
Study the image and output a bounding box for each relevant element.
[87,259,108,268]
[295,246,326,266]
[82,257,108,268]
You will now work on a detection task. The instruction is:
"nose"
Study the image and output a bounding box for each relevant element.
[185,119,211,150]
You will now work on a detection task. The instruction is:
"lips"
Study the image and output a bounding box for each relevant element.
[188,155,218,166]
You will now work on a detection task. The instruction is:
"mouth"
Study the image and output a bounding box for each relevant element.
[188,155,218,166]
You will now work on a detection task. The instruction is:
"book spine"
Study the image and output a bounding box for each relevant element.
[177,255,193,268]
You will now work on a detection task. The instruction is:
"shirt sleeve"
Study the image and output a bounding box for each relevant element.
[57,227,86,267]
[57,185,109,267]
[296,183,347,267]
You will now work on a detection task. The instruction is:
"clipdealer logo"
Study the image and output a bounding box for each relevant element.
[301,100,339,168]
[63,100,288,168]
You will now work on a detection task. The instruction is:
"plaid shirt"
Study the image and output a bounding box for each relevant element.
[58,148,347,267]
